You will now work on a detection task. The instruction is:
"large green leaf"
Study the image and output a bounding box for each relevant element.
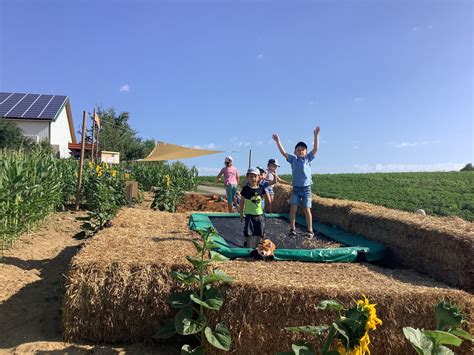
[291,340,315,355]
[191,240,204,253]
[450,327,473,341]
[203,268,233,285]
[433,345,455,355]
[285,325,329,336]
[153,318,176,339]
[170,271,199,285]
[186,256,210,268]
[190,287,224,310]
[423,330,462,346]
[317,300,344,312]
[168,291,192,309]
[435,301,465,331]
[403,327,434,355]
[204,324,232,351]
[175,306,206,335]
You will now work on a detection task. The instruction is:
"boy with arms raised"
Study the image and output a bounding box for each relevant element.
[272,126,320,239]
[239,167,269,248]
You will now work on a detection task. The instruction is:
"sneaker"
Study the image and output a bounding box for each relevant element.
[288,229,297,237]
[305,230,314,239]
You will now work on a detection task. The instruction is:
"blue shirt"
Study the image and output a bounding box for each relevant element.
[287,152,314,187]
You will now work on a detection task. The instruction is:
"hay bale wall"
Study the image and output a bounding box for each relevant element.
[63,208,474,354]
[272,185,474,291]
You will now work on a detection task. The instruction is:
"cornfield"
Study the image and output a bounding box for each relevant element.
[0,148,77,252]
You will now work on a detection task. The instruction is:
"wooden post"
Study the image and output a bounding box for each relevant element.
[91,108,96,163]
[95,114,100,162]
[248,149,252,169]
[74,111,87,210]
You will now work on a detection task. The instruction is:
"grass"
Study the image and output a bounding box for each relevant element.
[197,172,474,221]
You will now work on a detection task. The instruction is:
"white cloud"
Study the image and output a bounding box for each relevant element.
[257,53,264,60]
[119,84,130,92]
[256,140,263,145]
[236,141,251,147]
[393,140,439,148]
[353,145,360,149]
[353,162,464,173]
[353,97,365,103]
[192,143,218,150]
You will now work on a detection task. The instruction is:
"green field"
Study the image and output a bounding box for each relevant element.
[197,172,474,221]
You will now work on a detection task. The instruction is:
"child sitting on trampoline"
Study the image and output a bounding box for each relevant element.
[272,126,320,239]
[239,167,269,248]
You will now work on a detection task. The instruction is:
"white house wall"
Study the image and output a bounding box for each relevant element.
[50,106,72,158]
[16,120,50,143]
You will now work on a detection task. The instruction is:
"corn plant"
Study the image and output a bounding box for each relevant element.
[80,162,126,236]
[403,300,473,354]
[154,227,233,354]
[279,297,382,355]
[0,148,77,252]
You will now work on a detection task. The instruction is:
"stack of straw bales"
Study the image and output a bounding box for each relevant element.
[272,185,474,291]
[63,208,473,354]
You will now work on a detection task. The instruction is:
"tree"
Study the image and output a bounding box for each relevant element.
[0,120,29,150]
[460,163,473,172]
[93,107,153,161]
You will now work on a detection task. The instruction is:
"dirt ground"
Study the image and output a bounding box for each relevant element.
[0,207,180,354]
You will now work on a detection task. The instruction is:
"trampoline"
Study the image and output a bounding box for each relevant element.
[189,213,385,262]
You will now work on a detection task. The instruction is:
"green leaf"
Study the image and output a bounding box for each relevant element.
[450,328,473,342]
[186,256,210,268]
[203,268,233,285]
[175,306,206,335]
[433,345,455,355]
[205,240,220,250]
[181,344,204,355]
[168,291,192,309]
[153,318,176,339]
[435,301,465,331]
[332,322,350,349]
[192,240,204,253]
[285,325,329,336]
[317,300,344,312]
[403,327,433,355]
[204,324,231,351]
[291,340,315,355]
[210,250,229,262]
[190,288,224,310]
[423,330,462,347]
[170,271,199,285]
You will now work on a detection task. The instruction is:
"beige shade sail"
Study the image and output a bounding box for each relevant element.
[139,141,223,161]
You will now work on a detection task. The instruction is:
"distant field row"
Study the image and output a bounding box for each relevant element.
[197,172,474,221]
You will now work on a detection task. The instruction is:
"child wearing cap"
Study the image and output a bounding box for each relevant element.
[272,127,320,239]
[256,166,276,212]
[216,156,240,212]
[239,167,269,248]
[264,158,290,213]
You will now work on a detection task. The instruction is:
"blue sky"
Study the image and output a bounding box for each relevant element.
[1,0,472,175]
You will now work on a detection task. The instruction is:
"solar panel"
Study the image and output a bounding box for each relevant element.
[0,93,27,116]
[22,95,54,119]
[7,94,40,118]
[39,95,67,119]
[0,92,13,104]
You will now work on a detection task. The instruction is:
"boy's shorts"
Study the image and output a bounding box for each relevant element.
[291,185,312,208]
[225,184,237,204]
[243,214,265,248]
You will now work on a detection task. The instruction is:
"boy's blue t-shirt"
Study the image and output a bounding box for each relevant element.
[287,152,315,187]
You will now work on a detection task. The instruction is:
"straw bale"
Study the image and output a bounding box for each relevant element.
[272,185,474,291]
[63,208,474,354]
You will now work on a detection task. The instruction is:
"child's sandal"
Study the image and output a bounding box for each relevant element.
[288,229,297,237]
[305,230,314,239]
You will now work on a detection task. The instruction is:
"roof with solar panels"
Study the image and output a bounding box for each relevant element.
[0,92,69,121]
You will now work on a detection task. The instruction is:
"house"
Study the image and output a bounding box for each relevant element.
[0,92,77,157]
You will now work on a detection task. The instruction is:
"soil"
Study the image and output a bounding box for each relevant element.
[0,208,177,354]
[177,193,229,212]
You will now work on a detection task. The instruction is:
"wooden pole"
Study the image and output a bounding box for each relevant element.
[95,113,100,162]
[91,108,96,163]
[248,149,252,169]
[74,110,87,210]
